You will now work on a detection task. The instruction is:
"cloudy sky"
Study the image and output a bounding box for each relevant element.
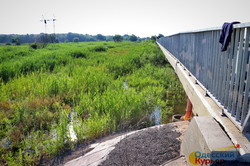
[0,0,249,37]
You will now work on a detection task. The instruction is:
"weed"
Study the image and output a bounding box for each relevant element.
[0,41,186,165]
[91,45,107,52]
[70,50,87,58]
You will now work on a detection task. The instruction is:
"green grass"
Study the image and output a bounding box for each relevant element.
[0,41,186,165]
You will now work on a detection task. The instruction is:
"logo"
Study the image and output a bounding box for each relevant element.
[188,145,240,165]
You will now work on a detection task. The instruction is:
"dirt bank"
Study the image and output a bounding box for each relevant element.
[62,121,189,166]
[100,123,183,166]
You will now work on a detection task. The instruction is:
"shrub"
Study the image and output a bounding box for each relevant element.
[107,45,115,48]
[29,43,49,49]
[70,50,87,58]
[92,46,107,52]
[0,65,16,83]
[30,43,38,49]
[149,52,167,66]
[16,50,30,56]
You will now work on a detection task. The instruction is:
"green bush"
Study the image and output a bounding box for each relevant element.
[0,64,16,83]
[70,50,87,58]
[30,43,38,49]
[92,46,107,52]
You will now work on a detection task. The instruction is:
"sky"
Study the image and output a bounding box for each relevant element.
[0,0,250,37]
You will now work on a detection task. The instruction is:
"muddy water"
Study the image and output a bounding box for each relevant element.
[150,107,161,125]
[173,103,186,115]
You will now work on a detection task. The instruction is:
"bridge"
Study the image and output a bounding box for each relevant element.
[157,22,250,163]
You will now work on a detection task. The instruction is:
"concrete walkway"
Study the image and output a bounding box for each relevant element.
[64,131,138,166]
[64,121,189,166]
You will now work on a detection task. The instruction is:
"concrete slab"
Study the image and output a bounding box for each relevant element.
[64,131,138,166]
[64,146,114,166]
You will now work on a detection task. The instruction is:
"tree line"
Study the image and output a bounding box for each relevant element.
[0,33,163,45]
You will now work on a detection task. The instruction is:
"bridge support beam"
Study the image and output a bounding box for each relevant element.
[181,116,239,165]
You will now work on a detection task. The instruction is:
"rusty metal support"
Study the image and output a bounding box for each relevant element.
[184,98,193,121]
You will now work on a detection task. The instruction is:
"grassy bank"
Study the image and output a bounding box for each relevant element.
[0,41,185,165]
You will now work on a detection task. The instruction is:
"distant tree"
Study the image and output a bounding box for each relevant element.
[96,34,106,41]
[78,34,86,42]
[113,35,123,42]
[157,34,164,39]
[84,34,96,42]
[13,37,21,45]
[105,36,113,41]
[11,38,16,44]
[139,37,150,41]
[0,33,152,44]
[123,34,129,41]
[38,34,49,48]
[151,36,157,41]
[23,34,33,43]
[138,37,143,42]
[0,35,9,43]
[129,34,138,42]
[67,32,75,42]
[73,37,79,42]
[49,34,57,43]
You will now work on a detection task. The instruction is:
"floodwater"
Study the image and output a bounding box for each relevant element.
[173,103,186,115]
[150,106,161,125]
[66,81,187,141]
[68,112,77,141]
[123,81,129,90]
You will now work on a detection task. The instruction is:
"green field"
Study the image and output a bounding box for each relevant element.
[0,41,185,165]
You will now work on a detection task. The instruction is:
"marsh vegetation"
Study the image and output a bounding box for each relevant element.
[0,41,185,165]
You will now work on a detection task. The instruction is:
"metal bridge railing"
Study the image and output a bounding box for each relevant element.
[157,23,250,133]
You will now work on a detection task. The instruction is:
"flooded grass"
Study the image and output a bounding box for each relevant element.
[0,41,186,165]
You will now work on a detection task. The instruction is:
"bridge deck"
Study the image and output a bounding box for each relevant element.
[157,43,250,161]
[157,23,250,134]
